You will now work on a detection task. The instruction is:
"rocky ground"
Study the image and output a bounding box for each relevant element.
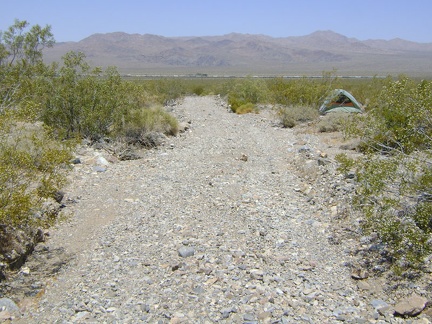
[1,95,431,323]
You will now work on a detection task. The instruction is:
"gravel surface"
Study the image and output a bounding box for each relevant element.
[10,96,429,323]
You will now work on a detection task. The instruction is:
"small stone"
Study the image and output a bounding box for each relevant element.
[53,191,65,203]
[178,246,195,258]
[330,205,338,216]
[0,311,13,321]
[243,313,256,321]
[204,277,218,286]
[74,311,90,321]
[71,158,81,164]
[371,299,392,315]
[178,122,190,132]
[92,166,106,173]
[317,158,330,166]
[357,281,371,290]
[221,307,235,319]
[351,268,369,280]
[258,311,272,321]
[97,156,109,166]
[142,276,153,284]
[319,152,328,158]
[170,317,181,324]
[394,293,428,317]
[250,269,264,280]
[192,286,205,294]
[198,267,212,275]
[0,298,19,314]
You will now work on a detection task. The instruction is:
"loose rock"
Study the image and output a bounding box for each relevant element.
[394,294,428,317]
[177,246,195,258]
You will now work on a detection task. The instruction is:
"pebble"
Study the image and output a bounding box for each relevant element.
[178,246,195,258]
[0,298,19,313]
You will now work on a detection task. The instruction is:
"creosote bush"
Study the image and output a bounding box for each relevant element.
[338,77,432,270]
[0,108,72,228]
[0,20,73,229]
[267,72,339,107]
[227,77,268,114]
[119,106,178,147]
[234,102,259,115]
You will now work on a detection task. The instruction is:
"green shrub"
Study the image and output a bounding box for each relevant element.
[267,72,340,107]
[348,77,432,153]
[119,106,179,143]
[40,52,123,139]
[338,77,432,270]
[192,85,205,96]
[0,20,72,229]
[141,78,188,104]
[0,111,72,227]
[234,102,258,114]
[228,77,268,113]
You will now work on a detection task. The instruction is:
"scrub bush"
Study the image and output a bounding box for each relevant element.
[227,77,268,113]
[235,102,258,114]
[337,77,432,270]
[0,20,72,228]
[317,112,351,133]
[267,71,339,107]
[277,105,319,128]
[119,106,178,146]
[0,115,72,227]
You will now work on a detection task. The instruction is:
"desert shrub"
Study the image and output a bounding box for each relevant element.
[192,85,205,96]
[227,77,268,113]
[119,106,179,146]
[141,78,188,105]
[234,102,258,115]
[317,112,351,133]
[0,108,72,227]
[337,77,432,270]
[277,105,319,128]
[342,76,390,111]
[0,20,72,229]
[40,52,125,139]
[38,52,180,143]
[267,71,340,107]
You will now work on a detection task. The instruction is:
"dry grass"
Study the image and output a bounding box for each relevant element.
[277,105,319,128]
[316,112,352,133]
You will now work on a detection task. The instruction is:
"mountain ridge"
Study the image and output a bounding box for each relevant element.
[44,30,432,76]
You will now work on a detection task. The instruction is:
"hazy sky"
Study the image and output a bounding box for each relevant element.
[1,0,431,43]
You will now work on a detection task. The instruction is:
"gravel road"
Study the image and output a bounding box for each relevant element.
[14,96,417,323]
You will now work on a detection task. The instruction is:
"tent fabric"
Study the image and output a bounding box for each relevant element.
[319,89,363,115]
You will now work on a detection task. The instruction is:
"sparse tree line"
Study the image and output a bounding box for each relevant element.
[1,20,432,274]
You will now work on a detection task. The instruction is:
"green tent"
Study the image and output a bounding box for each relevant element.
[319,89,363,115]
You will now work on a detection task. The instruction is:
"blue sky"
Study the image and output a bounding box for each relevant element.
[1,0,431,43]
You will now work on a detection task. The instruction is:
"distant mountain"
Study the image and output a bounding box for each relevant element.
[43,30,432,76]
